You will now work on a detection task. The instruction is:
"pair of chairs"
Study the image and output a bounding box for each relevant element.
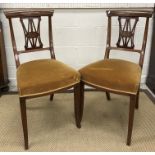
[5,9,152,149]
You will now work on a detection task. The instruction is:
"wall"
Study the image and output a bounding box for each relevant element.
[0,4,154,91]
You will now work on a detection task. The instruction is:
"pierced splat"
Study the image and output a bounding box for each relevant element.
[20,17,43,50]
[117,17,139,49]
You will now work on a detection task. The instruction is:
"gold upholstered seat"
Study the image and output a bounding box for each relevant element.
[79,59,141,94]
[17,59,80,97]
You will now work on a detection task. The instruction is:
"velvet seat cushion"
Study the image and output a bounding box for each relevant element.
[79,59,141,95]
[17,59,80,97]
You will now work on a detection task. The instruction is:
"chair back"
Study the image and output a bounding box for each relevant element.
[5,9,55,68]
[105,10,152,68]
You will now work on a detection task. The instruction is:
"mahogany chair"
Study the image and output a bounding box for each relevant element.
[79,10,152,145]
[5,10,81,149]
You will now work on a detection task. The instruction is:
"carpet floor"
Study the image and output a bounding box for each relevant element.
[0,92,155,151]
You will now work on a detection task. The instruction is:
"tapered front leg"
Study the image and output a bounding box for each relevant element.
[74,83,81,128]
[127,95,136,146]
[20,97,28,150]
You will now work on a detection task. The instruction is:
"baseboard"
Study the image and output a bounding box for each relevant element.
[142,85,155,103]
[8,78,17,92]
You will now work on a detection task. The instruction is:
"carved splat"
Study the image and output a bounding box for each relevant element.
[116,17,139,49]
[20,17,43,50]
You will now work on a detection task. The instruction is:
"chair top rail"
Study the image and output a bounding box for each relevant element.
[106,10,153,17]
[5,9,54,18]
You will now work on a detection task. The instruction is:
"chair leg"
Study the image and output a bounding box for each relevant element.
[135,90,139,109]
[127,95,136,146]
[50,94,54,101]
[20,97,28,150]
[74,83,81,128]
[106,92,111,100]
[80,81,84,122]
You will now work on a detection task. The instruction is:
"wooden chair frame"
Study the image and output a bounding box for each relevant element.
[79,10,152,145]
[5,9,81,149]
